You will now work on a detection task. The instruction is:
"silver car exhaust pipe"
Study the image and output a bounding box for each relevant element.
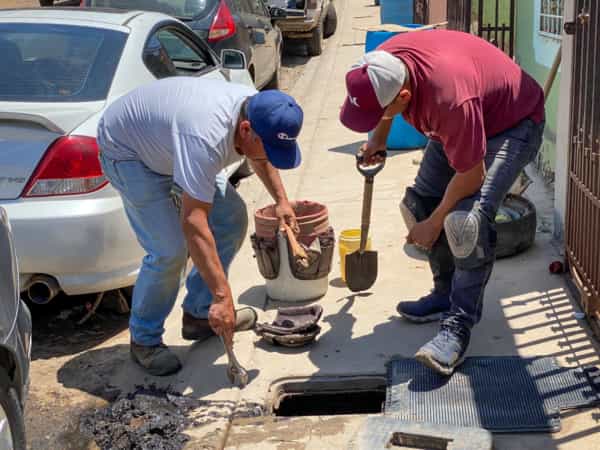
[27,275,60,305]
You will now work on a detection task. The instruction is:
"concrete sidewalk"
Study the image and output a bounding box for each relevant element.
[221,0,600,446]
[55,0,600,447]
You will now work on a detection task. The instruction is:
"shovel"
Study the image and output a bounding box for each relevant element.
[345,151,386,292]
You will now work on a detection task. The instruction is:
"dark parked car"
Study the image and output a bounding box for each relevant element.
[268,0,336,56]
[0,207,31,450]
[81,0,284,89]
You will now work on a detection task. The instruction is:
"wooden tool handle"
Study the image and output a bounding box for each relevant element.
[360,177,374,252]
[283,223,309,261]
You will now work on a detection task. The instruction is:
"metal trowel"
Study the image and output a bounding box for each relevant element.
[345,151,386,292]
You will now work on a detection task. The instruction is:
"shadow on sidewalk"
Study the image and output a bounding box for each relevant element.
[57,337,261,402]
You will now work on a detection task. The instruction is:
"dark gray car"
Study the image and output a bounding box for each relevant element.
[0,207,32,450]
[82,0,284,89]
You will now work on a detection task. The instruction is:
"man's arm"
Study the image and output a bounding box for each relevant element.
[361,117,394,163]
[407,100,487,249]
[250,160,288,203]
[429,161,486,227]
[371,116,394,148]
[428,99,487,227]
[181,194,235,344]
[250,159,298,231]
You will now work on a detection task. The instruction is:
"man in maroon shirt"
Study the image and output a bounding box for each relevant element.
[340,30,545,376]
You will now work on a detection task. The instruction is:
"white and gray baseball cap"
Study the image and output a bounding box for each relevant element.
[340,50,407,132]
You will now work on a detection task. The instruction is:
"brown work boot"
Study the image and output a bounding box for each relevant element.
[130,341,182,376]
[182,307,258,341]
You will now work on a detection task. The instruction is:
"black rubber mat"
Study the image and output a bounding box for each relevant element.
[386,357,600,432]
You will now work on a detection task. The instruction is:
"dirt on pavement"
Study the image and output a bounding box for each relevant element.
[0,4,311,446]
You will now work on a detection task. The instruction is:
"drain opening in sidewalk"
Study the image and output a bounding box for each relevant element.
[270,376,386,417]
[389,432,452,450]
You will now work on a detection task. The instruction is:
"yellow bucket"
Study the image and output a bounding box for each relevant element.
[339,229,372,282]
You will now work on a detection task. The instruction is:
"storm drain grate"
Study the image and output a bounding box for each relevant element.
[385,357,600,432]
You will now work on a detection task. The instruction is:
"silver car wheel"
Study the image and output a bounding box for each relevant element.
[0,401,14,450]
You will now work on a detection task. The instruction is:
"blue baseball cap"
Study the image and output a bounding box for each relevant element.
[247,90,303,170]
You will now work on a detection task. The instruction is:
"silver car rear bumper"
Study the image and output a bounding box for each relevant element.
[1,187,143,296]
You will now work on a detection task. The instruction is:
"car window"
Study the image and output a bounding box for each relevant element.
[143,28,214,78]
[248,0,269,16]
[0,23,126,102]
[88,0,217,20]
[230,0,252,14]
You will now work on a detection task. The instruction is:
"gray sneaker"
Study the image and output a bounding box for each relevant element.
[414,316,471,376]
[182,307,258,341]
[130,341,182,376]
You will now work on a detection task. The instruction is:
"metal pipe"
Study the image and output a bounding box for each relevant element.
[27,275,60,305]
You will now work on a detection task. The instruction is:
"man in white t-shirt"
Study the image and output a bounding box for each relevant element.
[98,77,304,376]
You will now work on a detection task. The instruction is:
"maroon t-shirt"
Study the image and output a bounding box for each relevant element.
[378,30,545,172]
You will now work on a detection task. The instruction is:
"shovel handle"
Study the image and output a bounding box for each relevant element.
[356,151,387,178]
[360,177,374,252]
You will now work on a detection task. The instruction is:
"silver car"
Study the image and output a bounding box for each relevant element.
[0,207,32,450]
[0,8,252,303]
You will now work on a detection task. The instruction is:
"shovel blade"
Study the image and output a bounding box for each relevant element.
[345,250,378,292]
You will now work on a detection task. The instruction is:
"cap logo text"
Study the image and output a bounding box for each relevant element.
[349,96,360,107]
[277,132,296,141]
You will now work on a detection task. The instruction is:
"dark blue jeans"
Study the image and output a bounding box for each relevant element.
[413,119,544,328]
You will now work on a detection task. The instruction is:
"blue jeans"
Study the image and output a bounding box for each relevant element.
[99,154,248,346]
[413,119,544,328]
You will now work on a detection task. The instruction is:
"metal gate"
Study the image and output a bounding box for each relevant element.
[565,2,600,336]
[475,0,515,56]
[447,0,515,56]
[447,0,472,32]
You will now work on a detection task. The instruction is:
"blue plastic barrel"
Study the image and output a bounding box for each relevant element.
[380,0,413,25]
[365,26,428,149]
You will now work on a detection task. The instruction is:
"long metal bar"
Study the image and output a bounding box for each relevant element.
[593,1,600,293]
[589,0,599,296]
[566,0,600,331]
[494,0,500,47]
[478,0,484,36]
[509,0,515,56]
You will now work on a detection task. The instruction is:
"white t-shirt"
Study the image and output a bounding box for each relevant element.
[98,77,256,202]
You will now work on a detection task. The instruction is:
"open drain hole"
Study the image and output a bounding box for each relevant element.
[270,376,386,417]
[389,432,452,450]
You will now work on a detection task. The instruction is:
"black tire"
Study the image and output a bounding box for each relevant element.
[39,0,54,6]
[495,194,537,259]
[324,4,338,38]
[306,22,324,56]
[0,368,26,450]
[121,286,134,302]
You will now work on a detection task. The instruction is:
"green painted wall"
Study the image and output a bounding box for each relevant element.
[514,0,561,183]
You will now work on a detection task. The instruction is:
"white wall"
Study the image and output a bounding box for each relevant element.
[553,0,575,242]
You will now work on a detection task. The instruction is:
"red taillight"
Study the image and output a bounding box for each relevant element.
[22,136,108,197]
[208,0,236,43]
[80,0,85,6]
